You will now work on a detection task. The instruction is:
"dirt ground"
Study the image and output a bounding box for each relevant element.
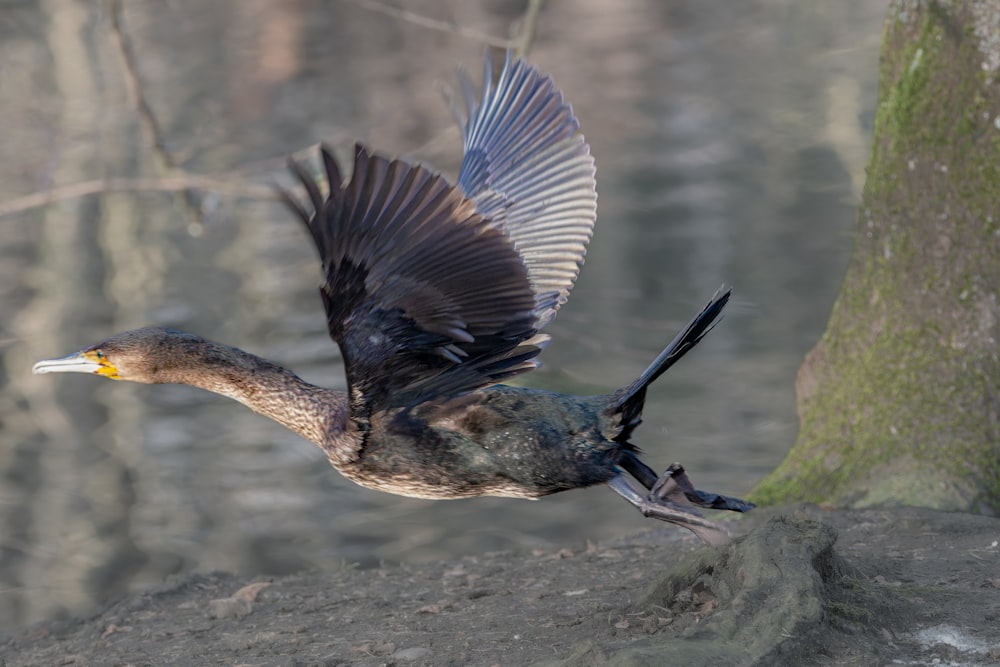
[3,504,999,666]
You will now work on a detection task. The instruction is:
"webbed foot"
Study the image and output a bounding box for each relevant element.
[608,463,754,546]
[653,462,756,513]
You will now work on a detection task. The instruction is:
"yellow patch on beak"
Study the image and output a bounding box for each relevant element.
[83,350,122,380]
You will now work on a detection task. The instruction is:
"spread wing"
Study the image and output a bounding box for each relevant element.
[280,51,596,413]
[282,144,546,413]
[452,50,597,328]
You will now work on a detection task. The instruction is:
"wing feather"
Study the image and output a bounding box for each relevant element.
[282,144,545,412]
[280,51,596,413]
[454,51,597,326]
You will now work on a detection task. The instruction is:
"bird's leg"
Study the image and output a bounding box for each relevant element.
[607,473,732,546]
[652,463,756,513]
[617,452,756,513]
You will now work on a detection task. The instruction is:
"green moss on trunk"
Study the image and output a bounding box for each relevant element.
[753,0,1000,512]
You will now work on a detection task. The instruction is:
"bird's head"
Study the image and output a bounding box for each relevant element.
[32,327,206,384]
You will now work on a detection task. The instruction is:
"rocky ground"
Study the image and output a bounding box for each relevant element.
[3,504,999,666]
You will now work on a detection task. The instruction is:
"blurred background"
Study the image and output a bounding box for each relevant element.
[0,0,887,628]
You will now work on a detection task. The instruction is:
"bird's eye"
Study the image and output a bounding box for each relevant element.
[95,351,103,359]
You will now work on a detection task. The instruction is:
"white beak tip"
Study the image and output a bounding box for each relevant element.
[31,355,101,375]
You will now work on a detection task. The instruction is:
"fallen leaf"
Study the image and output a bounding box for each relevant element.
[417,604,442,614]
[233,582,270,602]
[100,624,131,639]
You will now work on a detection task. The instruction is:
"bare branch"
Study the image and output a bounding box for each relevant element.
[0,177,279,219]
[108,0,207,222]
[343,0,513,48]
[373,0,548,158]
[514,0,546,58]
[108,0,177,170]
[4,3,554,220]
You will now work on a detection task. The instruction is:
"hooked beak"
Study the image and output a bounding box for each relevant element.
[32,351,120,379]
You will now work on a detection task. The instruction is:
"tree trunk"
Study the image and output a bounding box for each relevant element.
[753,0,1000,512]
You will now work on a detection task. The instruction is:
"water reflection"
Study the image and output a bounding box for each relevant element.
[0,0,886,627]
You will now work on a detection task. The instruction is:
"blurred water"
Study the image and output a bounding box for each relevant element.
[0,0,886,627]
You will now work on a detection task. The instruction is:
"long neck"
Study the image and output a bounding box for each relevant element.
[157,338,353,457]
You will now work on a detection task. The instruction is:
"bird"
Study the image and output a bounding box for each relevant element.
[32,50,753,545]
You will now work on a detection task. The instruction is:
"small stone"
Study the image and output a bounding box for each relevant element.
[393,646,432,661]
[207,596,253,619]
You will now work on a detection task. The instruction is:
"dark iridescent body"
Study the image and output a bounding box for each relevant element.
[34,51,752,544]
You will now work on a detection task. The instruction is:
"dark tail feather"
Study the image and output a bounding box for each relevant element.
[614,287,731,443]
